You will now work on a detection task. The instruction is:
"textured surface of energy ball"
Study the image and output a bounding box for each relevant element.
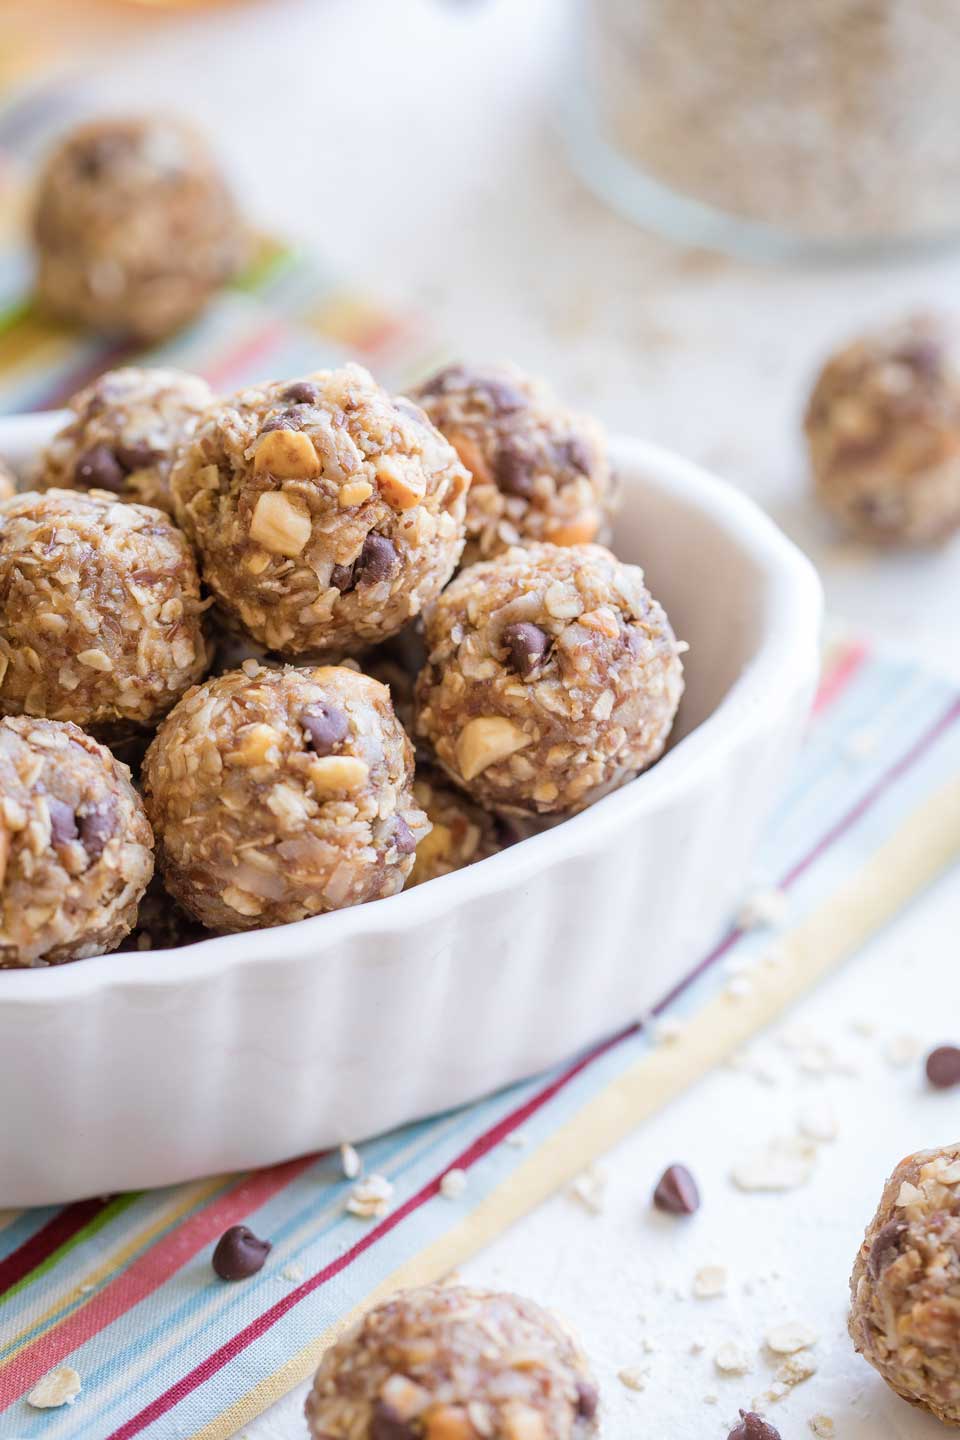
[0,716,153,967]
[849,1143,960,1423]
[415,543,684,816]
[805,316,960,545]
[170,365,470,657]
[119,877,209,952]
[32,115,243,340]
[407,770,520,887]
[414,362,616,564]
[0,457,17,503]
[0,489,210,739]
[142,663,429,931]
[305,1283,599,1439]
[38,367,214,513]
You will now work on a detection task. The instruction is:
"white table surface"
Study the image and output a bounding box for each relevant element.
[30,2,960,1434]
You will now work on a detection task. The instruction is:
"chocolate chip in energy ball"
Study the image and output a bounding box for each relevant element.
[302,703,349,756]
[282,381,321,405]
[652,1163,701,1216]
[575,1378,600,1419]
[926,1044,960,1088]
[211,1224,272,1281]
[393,816,417,855]
[75,443,126,493]
[47,798,78,846]
[728,1411,781,1440]
[502,621,550,678]
[78,799,116,859]
[355,532,398,586]
[495,444,536,498]
[370,1400,414,1440]
[868,1218,907,1279]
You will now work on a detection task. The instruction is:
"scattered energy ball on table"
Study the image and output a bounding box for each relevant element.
[0,489,210,741]
[415,543,684,817]
[170,365,470,657]
[32,115,243,341]
[407,770,520,887]
[0,717,153,967]
[849,1143,960,1423]
[805,316,960,545]
[305,1283,600,1439]
[142,663,429,932]
[414,362,616,564]
[37,367,214,513]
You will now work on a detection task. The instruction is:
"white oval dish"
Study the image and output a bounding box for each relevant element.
[0,416,822,1206]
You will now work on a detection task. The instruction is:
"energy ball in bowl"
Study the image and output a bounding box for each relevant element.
[305,1283,600,1439]
[805,316,960,545]
[0,489,210,740]
[170,365,470,657]
[142,663,429,932]
[407,770,520,887]
[415,543,684,817]
[32,115,243,341]
[850,1143,960,1423]
[38,366,214,513]
[0,716,153,967]
[414,362,615,564]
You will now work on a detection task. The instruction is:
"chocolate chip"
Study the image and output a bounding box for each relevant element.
[370,1401,414,1440]
[495,445,535,498]
[559,435,593,475]
[653,1163,700,1216]
[302,703,349,756]
[481,378,527,414]
[282,381,320,405]
[868,1218,907,1279]
[78,799,116,860]
[926,1045,960,1089]
[211,1224,272,1281]
[261,410,304,434]
[393,817,417,855]
[47,798,78,846]
[502,621,550,678]
[330,562,356,592]
[75,443,126,493]
[356,533,399,586]
[727,1411,781,1440]
[575,1378,599,1419]
[895,337,943,379]
[417,363,468,397]
[114,440,159,472]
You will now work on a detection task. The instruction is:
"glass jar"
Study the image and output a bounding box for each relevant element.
[564,0,960,259]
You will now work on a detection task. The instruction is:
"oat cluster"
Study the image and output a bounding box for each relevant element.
[304,1284,600,1440]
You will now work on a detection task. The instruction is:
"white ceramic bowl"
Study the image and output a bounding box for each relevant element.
[0,415,821,1206]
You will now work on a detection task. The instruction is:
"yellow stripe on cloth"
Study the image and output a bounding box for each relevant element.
[193,776,960,1440]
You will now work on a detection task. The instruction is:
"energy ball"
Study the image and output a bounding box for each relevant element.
[38,366,214,513]
[0,716,153,967]
[0,489,210,739]
[142,663,429,932]
[32,115,243,341]
[414,362,616,564]
[849,1143,960,1423]
[407,770,520,887]
[170,365,470,657]
[805,316,960,545]
[305,1283,600,1440]
[415,543,684,816]
[119,877,209,953]
[0,457,17,503]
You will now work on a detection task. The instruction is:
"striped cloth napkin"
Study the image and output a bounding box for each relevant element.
[0,639,958,1439]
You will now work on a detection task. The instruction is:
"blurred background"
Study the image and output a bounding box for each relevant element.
[2,0,960,666]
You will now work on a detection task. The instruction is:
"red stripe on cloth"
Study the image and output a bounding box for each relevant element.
[104,1026,631,1440]
[812,640,869,715]
[201,321,287,390]
[0,1156,319,1406]
[0,1199,110,1300]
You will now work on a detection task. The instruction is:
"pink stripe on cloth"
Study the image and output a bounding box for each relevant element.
[0,1157,319,1406]
[201,320,287,390]
[812,640,869,715]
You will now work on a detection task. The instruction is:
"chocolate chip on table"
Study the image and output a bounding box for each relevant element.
[925,1044,960,1088]
[868,1218,907,1279]
[575,1378,599,1419]
[728,1411,781,1440]
[393,816,417,855]
[47,798,78,846]
[502,621,550,678]
[282,381,320,405]
[211,1224,272,1281]
[370,1400,414,1440]
[495,445,535,498]
[355,533,398,586]
[75,443,126,493]
[653,1163,701,1216]
[78,799,116,859]
[302,703,349,756]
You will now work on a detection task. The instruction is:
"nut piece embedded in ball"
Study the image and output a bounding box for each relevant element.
[0,488,210,741]
[37,367,214,513]
[415,543,684,817]
[407,770,522,887]
[170,365,470,657]
[805,315,960,545]
[32,115,244,340]
[142,663,429,932]
[304,1283,600,1439]
[849,1143,960,1422]
[0,716,153,967]
[414,362,617,565]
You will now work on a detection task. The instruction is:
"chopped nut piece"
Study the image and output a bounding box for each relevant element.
[692,1264,727,1298]
[339,1142,361,1180]
[308,754,370,796]
[455,715,531,782]
[338,480,374,508]
[347,1172,395,1219]
[731,1138,817,1192]
[766,1321,819,1355]
[376,455,427,509]
[715,1341,752,1375]
[226,722,282,768]
[27,1365,82,1408]
[253,427,320,479]
[249,490,312,557]
[440,1168,468,1200]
